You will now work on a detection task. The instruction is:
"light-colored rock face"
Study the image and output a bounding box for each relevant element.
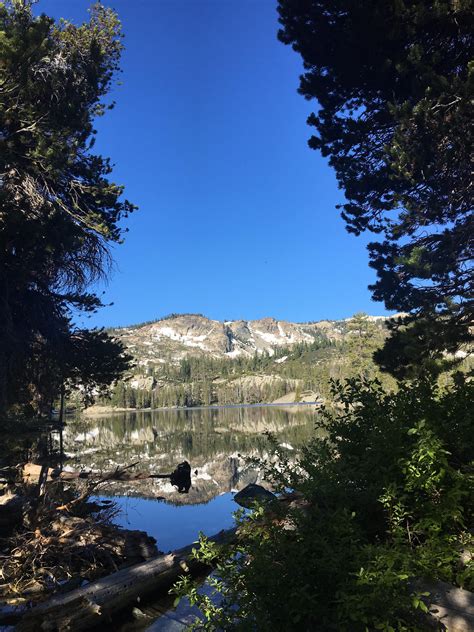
[147,315,229,354]
[129,375,155,390]
[114,314,339,366]
[112,313,394,369]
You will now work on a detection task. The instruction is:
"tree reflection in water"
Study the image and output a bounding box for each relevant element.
[64,405,320,548]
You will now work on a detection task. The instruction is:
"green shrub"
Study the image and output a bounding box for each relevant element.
[173,376,473,630]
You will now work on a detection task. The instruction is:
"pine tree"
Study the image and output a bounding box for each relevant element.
[278,0,473,376]
[0,1,134,413]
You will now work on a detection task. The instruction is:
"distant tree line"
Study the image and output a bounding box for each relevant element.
[103,375,297,409]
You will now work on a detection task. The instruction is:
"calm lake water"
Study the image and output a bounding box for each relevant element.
[64,405,318,552]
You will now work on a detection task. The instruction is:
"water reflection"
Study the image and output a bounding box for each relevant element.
[110,493,238,552]
[64,405,318,506]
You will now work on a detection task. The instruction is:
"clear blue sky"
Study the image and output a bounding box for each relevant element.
[38,0,390,327]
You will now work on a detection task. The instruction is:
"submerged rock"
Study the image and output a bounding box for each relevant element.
[233,483,276,508]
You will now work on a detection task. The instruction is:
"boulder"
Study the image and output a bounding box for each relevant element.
[0,493,23,535]
[233,483,276,508]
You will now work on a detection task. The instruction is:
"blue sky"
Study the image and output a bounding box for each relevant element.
[38,0,390,327]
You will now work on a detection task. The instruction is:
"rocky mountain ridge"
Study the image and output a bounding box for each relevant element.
[111,313,391,369]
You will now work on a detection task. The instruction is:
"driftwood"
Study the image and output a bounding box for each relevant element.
[15,527,236,632]
[22,461,191,492]
[21,461,192,514]
[23,462,167,483]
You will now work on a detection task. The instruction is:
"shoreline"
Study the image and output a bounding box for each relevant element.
[79,400,323,417]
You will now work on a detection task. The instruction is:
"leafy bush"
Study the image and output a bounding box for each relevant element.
[173,376,473,630]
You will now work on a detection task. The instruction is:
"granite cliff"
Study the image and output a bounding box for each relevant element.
[110,313,390,370]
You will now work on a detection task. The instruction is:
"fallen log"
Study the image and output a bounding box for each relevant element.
[22,462,164,483]
[15,527,236,632]
[22,461,191,491]
[419,580,474,632]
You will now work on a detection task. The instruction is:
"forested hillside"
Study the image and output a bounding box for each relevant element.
[91,313,401,408]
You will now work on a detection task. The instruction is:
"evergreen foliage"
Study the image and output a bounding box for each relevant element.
[277,0,473,375]
[0,1,134,413]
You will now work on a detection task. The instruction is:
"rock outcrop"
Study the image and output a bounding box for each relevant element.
[110,313,391,368]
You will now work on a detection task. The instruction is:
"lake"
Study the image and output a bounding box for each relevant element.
[63,405,318,552]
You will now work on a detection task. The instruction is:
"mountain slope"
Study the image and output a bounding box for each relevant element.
[91,313,397,409]
[111,313,389,369]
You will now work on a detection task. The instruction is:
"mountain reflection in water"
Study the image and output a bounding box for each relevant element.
[64,405,319,550]
[65,406,318,504]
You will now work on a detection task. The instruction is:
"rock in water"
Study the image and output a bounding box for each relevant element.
[234,483,276,508]
[170,461,191,493]
[132,607,150,620]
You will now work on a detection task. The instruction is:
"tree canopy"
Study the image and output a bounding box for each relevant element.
[0,0,134,414]
[277,0,473,376]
